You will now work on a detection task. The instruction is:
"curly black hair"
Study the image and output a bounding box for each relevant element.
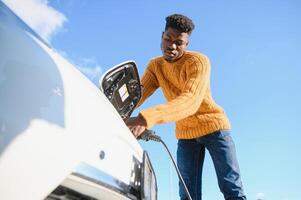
[165,14,195,35]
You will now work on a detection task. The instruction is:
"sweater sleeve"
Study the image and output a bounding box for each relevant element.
[140,57,210,129]
[136,60,159,108]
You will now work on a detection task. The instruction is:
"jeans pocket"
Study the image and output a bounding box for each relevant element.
[219,130,231,137]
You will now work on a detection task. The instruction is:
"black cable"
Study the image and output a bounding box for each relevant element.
[139,130,193,200]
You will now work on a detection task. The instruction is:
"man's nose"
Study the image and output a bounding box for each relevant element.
[167,42,177,50]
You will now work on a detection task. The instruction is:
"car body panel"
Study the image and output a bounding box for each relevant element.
[0,2,147,200]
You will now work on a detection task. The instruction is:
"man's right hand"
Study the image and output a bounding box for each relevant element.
[125,114,147,138]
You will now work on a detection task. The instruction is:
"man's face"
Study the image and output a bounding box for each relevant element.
[161,27,189,62]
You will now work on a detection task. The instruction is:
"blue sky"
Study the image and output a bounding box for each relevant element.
[4,0,301,199]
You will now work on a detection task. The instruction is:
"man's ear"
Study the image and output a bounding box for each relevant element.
[161,31,165,38]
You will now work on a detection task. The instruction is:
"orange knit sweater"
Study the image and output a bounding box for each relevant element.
[138,51,231,139]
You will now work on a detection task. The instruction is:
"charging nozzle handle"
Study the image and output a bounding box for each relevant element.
[138,130,161,142]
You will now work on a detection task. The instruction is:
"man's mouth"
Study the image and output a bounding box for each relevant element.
[165,51,176,57]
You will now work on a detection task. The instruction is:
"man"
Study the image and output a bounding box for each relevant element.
[126,14,246,200]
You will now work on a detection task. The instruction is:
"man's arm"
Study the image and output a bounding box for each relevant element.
[140,57,210,129]
[136,61,159,108]
[126,61,159,138]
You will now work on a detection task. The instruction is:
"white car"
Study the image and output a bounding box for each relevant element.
[0,2,157,200]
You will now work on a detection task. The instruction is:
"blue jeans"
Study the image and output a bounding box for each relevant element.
[177,130,246,200]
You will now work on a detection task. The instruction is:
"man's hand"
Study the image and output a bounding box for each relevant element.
[125,114,147,138]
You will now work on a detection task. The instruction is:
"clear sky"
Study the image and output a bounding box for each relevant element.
[4,0,301,199]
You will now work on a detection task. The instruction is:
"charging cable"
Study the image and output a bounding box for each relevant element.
[139,130,193,200]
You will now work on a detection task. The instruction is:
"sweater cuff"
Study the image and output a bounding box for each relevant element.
[139,109,159,129]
